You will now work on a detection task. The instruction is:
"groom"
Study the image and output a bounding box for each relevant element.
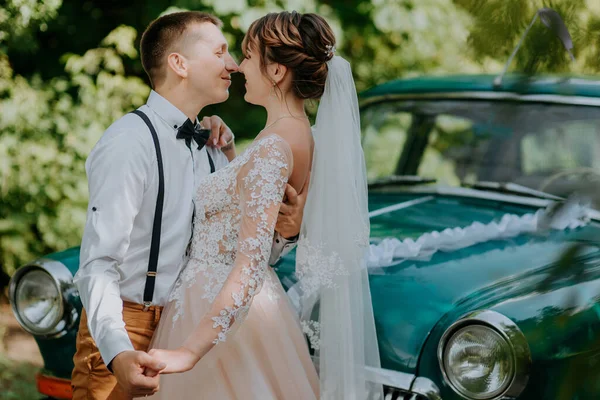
[71,11,306,400]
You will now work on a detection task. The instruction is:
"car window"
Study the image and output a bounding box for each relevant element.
[417,114,476,186]
[361,103,412,180]
[521,119,600,175]
[363,99,600,197]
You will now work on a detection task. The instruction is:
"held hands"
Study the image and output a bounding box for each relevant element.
[110,350,166,397]
[112,347,198,398]
[147,347,199,374]
[276,171,311,239]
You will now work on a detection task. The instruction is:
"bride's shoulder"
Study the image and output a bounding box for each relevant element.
[264,122,312,155]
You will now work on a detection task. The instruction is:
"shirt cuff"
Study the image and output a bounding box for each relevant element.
[97,329,135,371]
[269,232,299,266]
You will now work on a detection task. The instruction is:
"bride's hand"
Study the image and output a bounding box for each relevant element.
[147,347,198,374]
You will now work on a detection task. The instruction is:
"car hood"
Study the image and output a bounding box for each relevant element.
[276,191,600,374]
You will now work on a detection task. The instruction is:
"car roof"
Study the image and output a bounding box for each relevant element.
[360,74,600,106]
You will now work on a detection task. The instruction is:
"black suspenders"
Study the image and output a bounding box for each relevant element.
[131,110,164,310]
[131,110,216,310]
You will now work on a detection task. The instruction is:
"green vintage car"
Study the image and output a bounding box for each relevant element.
[9,74,600,400]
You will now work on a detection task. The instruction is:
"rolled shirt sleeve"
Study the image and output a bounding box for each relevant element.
[74,125,152,366]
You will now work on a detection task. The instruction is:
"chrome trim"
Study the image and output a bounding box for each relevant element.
[384,185,600,221]
[312,356,441,399]
[9,258,79,338]
[368,196,435,218]
[395,185,554,208]
[311,355,416,391]
[364,365,415,389]
[411,377,442,400]
[360,91,600,109]
[467,181,564,201]
[437,310,531,400]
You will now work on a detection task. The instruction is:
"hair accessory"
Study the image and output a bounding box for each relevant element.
[325,44,336,58]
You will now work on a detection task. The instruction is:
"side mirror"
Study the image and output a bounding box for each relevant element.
[494,7,575,87]
[538,8,575,61]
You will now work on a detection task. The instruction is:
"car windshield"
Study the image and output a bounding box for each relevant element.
[361,99,600,198]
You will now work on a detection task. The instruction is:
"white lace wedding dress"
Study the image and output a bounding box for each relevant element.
[148,134,319,399]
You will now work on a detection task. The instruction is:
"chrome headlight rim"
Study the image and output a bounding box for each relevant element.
[437,310,531,400]
[442,324,515,399]
[9,258,78,338]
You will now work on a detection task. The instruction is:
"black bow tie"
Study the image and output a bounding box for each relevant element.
[176,119,211,150]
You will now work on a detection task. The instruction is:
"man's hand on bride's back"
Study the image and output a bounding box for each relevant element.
[110,350,166,397]
[147,347,198,374]
[276,171,310,239]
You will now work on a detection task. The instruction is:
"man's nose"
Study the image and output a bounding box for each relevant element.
[225,53,239,72]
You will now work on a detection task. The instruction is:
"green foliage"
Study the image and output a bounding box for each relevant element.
[0,354,41,400]
[0,0,62,53]
[454,0,600,74]
[0,25,149,274]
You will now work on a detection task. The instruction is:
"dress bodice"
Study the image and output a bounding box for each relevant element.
[168,134,292,343]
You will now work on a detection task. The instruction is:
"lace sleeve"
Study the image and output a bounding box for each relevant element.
[195,137,292,346]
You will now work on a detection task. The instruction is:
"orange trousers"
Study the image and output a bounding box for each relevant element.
[71,302,163,400]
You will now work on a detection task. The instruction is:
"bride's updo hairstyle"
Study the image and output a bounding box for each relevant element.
[242,11,336,100]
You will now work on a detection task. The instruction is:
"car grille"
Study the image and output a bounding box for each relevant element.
[384,385,428,400]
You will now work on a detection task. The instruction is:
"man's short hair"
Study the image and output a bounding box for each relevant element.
[140,11,223,88]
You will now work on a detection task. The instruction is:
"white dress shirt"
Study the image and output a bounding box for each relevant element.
[75,91,295,366]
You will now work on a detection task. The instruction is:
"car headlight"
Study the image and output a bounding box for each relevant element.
[438,310,531,400]
[9,259,78,338]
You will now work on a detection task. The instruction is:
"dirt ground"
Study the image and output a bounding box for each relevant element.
[0,303,43,366]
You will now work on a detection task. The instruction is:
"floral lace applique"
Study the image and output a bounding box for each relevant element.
[169,135,290,339]
[354,223,370,247]
[300,320,321,351]
[295,237,348,298]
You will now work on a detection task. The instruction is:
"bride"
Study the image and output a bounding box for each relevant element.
[147,11,382,400]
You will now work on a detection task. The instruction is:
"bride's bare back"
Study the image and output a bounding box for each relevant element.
[257,118,314,194]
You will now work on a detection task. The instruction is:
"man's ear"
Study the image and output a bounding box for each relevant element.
[167,53,188,79]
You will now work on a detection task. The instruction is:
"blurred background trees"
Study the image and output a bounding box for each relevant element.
[1,0,600,278]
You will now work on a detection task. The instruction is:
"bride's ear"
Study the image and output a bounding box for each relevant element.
[167,52,188,79]
[269,63,288,86]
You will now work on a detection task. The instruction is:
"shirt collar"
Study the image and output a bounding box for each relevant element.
[146,90,189,131]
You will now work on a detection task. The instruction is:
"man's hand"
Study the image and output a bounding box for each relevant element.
[276,172,310,239]
[111,350,166,397]
[201,115,234,148]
